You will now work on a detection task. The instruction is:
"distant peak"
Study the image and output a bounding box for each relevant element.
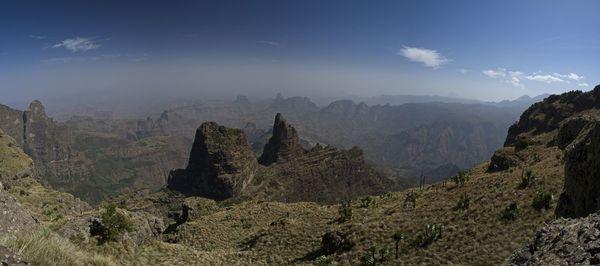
[27,100,46,116]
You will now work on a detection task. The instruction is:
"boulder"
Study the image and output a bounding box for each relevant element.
[509,212,600,265]
[487,147,519,172]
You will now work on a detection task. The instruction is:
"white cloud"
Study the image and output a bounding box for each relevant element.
[29,34,46,40]
[525,74,565,83]
[256,40,280,46]
[482,68,524,87]
[483,68,506,78]
[53,37,101,52]
[568,73,584,81]
[578,83,590,87]
[398,46,450,69]
[458,68,468,74]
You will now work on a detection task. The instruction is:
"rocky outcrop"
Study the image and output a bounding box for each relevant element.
[509,212,600,265]
[505,85,600,146]
[258,113,305,165]
[556,119,600,218]
[168,114,399,203]
[556,115,596,149]
[0,189,39,237]
[488,147,519,172]
[0,245,28,266]
[0,100,68,175]
[167,122,258,200]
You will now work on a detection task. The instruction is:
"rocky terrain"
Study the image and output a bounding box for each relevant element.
[0,102,189,204]
[1,87,591,265]
[168,113,398,203]
[132,95,527,183]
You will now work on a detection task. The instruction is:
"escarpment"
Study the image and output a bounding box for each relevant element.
[168,113,398,203]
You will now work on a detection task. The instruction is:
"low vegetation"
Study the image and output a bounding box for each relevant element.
[0,229,115,266]
[415,224,443,248]
[532,191,553,211]
[92,204,133,243]
[500,202,519,221]
[338,200,353,222]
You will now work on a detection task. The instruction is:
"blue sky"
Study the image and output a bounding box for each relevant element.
[1,0,599,105]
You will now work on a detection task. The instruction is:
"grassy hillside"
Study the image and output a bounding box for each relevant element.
[75,130,563,265]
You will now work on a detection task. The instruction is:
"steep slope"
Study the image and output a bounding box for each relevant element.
[112,127,564,265]
[258,113,305,165]
[168,114,398,203]
[167,122,259,200]
[0,102,190,204]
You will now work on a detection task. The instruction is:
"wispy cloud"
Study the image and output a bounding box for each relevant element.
[256,40,281,46]
[398,46,450,69]
[53,37,102,52]
[482,68,524,87]
[458,68,468,74]
[40,53,148,65]
[525,74,565,83]
[578,83,590,87]
[552,72,584,82]
[483,68,506,78]
[483,68,587,87]
[29,34,46,40]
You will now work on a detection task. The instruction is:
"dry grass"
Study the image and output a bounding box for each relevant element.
[114,131,564,265]
[0,229,116,266]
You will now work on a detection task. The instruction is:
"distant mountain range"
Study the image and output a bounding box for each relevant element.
[0,92,547,203]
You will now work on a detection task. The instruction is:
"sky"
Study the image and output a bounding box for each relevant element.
[1,0,599,107]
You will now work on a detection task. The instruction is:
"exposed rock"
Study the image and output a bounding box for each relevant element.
[556,115,597,149]
[509,212,600,265]
[0,189,39,237]
[488,147,519,172]
[0,245,29,266]
[258,113,305,165]
[556,120,600,218]
[168,114,398,203]
[505,85,600,146]
[167,122,258,200]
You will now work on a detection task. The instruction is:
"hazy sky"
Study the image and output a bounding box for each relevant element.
[1,0,599,106]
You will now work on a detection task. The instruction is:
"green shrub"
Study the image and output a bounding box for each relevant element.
[338,200,353,222]
[518,170,535,189]
[515,137,532,150]
[360,245,389,265]
[451,171,469,187]
[391,231,404,259]
[500,202,519,221]
[94,204,133,243]
[454,193,470,210]
[532,191,553,211]
[360,196,376,208]
[415,224,442,248]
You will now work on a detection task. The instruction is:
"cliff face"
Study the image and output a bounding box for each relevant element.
[167,122,258,200]
[555,117,600,218]
[0,101,68,170]
[258,113,305,166]
[168,114,399,203]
